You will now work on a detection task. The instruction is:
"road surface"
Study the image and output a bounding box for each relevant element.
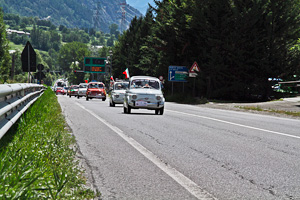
[58,95,300,200]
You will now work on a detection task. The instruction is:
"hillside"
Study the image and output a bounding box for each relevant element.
[0,0,142,32]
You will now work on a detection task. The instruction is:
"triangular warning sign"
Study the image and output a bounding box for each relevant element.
[189,62,200,73]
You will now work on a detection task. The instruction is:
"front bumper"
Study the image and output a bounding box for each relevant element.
[128,100,164,109]
[88,94,106,99]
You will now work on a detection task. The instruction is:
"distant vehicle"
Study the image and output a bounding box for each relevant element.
[123,76,165,115]
[53,79,69,92]
[86,82,106,101]
[55,87,64,95]
[69,85,79,98]
[77,83,88,98]
[109,81,129,107]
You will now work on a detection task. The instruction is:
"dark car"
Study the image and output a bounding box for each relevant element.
[69,85,79,98]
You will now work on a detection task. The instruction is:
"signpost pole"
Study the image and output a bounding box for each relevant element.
[172,82,174,96]
[193,77,196,97]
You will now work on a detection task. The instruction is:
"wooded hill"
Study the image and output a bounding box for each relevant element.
[112,0,300,101]
[0,0,142,32]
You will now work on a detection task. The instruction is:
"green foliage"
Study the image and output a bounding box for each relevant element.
[0,88,97,199]
[113,0,300,101]
[58,41,90,84]
[0,8,11,83]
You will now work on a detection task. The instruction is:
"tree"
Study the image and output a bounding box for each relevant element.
[58,41,90,74]
[0,8,11,83]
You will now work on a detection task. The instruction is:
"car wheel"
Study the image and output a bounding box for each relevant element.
[86,97,89,101]
[110,101,115,107]
[127,105,131,114]
[155,109,159,115]
[123,106,127,113]
[102,98,106,101]
[69,95,71,98]
[160,107,164,115]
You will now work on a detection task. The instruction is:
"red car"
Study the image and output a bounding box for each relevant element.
[55,87,64,95]
[86,82,106,101]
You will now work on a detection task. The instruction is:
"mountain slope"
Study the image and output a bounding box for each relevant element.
[0,0,142,32]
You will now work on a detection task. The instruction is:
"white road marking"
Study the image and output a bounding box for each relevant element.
[167,109,300,140]
[75,102,217,200]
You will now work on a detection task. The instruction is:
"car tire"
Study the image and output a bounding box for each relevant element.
[155,109,159,115]
[123,106,127,113]
[110,101,115,107]
[86,97,89,101]
[127,105,131,114]
[77,95,80,99]
[160,107,164,115]
[69,95,71,98]
[102,98,106,101]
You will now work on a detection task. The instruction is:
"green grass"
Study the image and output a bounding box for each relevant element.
[165,93,208,104]
[236,106,300,117]
[0,88,99,199]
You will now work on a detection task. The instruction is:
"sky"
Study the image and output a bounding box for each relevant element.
[126,0,157,15]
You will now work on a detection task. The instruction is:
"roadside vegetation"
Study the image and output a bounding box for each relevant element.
[236,106,300,118]
[0,88,99,199]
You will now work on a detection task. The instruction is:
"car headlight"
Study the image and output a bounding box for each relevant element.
[115,95,119,98]
[156,95,163,100]
[132,95,137,100]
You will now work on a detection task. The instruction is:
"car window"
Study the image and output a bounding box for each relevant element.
[114,83,128,90]
[130,79,159,89]
[89,83,104,88]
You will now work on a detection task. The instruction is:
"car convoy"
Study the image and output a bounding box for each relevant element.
[53,76,165,115]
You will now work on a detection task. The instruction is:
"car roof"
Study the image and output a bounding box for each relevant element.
[79,83,88,85]
[130,76,159,81]
[114,81,128,85]
[88,82,104,85]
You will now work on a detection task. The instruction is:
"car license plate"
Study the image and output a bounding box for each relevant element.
[136,101,147,106]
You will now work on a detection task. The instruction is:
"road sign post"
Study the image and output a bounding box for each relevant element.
[21,41,36,83]
[189,62,201,96]
[168,66,188,95]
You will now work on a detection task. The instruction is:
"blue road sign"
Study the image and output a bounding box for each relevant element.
[168,66,188,82]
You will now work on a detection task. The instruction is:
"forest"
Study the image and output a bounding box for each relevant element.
[1,0,300,101]
[112,0,300,100]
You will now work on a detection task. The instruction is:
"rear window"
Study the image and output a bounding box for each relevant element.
[89,83,104,88]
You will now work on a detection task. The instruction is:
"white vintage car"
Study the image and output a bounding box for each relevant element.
[77,83,88,98]
[109,81,129,107]
[123,76,165,115]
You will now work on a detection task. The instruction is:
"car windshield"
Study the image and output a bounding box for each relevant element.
[89,83,104,88]
[72,86,79,89]
[130,79,160,90]
[79,84,87,88]
[114,82,128,90]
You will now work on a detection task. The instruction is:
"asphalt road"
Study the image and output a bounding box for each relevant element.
[58,95,300,200]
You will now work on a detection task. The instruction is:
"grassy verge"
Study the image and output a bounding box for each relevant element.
[0,88,98,199]
[165,93,208,104]
[236,106,300,118]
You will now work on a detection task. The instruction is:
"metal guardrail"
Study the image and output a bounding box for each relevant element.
[0,83,45,140]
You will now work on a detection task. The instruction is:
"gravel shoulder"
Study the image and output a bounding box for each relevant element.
[196,96,300,120]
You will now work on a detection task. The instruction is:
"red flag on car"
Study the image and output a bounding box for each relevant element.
[110,76,114,81]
